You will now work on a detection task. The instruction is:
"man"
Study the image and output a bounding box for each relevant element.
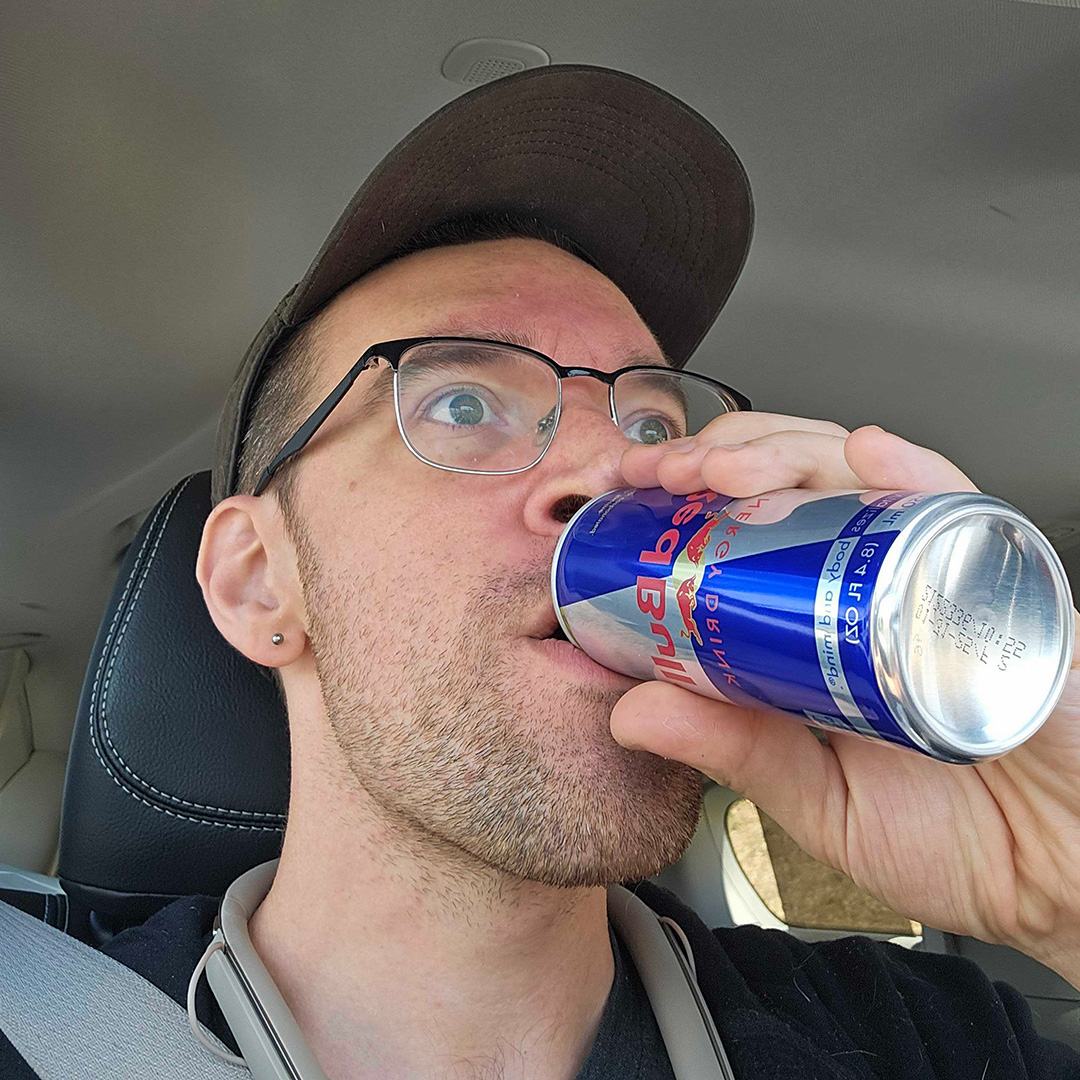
[3,64,1079,1079]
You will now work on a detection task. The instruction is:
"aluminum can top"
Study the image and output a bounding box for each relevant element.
[869,493,1074,760]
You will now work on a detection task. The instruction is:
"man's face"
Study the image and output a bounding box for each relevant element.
[284,237,703,887]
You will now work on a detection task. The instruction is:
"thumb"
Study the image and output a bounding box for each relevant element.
[610,680,851,870]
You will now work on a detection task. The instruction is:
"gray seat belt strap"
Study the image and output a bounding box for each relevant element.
[0,887,733,1080]
[0,900,247,1080]
[607,885,736,1080]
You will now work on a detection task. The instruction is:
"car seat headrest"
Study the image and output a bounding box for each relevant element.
[58,472,289,936]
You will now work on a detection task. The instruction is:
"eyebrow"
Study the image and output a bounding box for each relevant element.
[349,364,395,424]
[421,319,673,370]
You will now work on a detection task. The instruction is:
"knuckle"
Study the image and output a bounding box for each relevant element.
[701,414,743,440]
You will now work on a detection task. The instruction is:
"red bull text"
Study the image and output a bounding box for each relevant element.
[551,487,1074,763]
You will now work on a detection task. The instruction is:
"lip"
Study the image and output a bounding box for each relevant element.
[523,635,638,688]
[526,605,563,640]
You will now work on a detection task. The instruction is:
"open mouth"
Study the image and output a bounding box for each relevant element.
[550,624,570,643]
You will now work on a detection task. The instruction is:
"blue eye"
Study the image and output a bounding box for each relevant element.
[425,388,495,427]
[624,416,674,444]
[448,393,484,425]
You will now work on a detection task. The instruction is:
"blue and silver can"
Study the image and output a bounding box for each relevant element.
[552,487,1075,763]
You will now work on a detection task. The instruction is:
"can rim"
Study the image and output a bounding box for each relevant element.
[870,493,1075,763]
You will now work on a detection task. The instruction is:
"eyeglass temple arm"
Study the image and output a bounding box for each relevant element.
[252,355,378,496]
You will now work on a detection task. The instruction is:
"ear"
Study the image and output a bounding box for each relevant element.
[196,495,307,669]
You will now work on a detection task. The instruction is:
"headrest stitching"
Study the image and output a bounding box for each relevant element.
[88,475,284,831]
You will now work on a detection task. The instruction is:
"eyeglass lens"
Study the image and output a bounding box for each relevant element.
[395,341,734,473]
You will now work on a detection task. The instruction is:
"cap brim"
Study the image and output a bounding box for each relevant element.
[216,64,753,502]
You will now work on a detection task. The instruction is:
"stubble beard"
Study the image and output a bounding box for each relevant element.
[294,528,704,889]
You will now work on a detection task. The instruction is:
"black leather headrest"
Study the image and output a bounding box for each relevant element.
[59,472,289,936]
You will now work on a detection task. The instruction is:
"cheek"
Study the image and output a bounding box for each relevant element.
[413,503,523,581]
[444,490,529,570]
[307,458,530,593]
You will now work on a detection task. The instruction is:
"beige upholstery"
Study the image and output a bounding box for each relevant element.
[0,651,32,792]
[0,650,65,874]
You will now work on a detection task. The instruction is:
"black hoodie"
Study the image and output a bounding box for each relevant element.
[2,879,1077,1078]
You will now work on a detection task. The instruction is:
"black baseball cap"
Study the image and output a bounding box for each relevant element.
[213,64,754,503]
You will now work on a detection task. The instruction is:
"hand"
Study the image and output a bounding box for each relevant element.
[615,416,1080,986]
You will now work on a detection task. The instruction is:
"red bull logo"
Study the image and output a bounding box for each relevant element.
[631,490,729,689]
[674,576,702,645]
[667,511,725,644]
[684,512,722,566]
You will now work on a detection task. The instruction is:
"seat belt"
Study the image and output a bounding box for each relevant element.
[608,885,736,1080]
[0,882,735,1080]
[0,900,246,1080]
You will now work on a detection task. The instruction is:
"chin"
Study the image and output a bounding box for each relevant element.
[490,739,705,889]
[476,677,706,885]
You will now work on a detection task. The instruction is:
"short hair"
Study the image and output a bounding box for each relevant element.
[233,211,595,516]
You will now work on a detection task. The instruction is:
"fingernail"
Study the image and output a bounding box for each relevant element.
[662,714,704,744]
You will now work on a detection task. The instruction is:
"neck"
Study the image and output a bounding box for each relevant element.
[248,730,615,1080]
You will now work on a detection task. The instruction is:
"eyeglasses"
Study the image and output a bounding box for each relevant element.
[253,337,753,495]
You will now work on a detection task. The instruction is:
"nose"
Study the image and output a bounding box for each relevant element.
[521,399,631,539]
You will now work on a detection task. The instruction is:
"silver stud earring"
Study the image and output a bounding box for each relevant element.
[271,633,284,645]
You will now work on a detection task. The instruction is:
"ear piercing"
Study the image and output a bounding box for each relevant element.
[271,633,284,645]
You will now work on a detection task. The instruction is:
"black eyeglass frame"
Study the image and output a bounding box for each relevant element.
[252,337,754,496]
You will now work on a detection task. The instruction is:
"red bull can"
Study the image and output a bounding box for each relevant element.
[552,487,1075,763]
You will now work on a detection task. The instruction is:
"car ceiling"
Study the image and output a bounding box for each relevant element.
[2,0,1078,712]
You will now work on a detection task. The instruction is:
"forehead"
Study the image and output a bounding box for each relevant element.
[313,238,670,380]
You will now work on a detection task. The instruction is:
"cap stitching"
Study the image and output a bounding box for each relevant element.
[392,95,731,209]
[452,142,688,284]
[366,128,705,319]
[340,99,725,303]
[401,95,724,253]
[369,127,693,279]
[377,138,658,254]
